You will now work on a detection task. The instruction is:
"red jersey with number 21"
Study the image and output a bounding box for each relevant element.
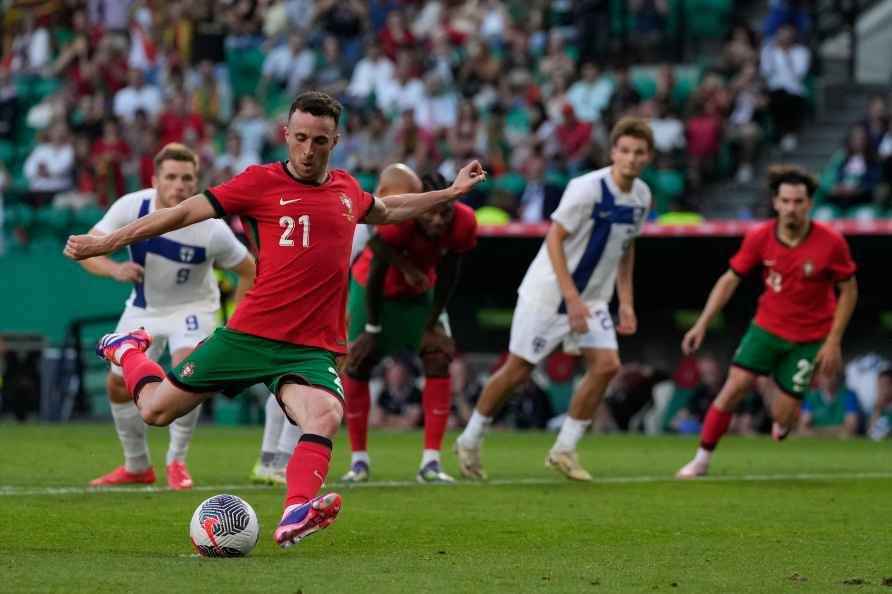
[204,162,374,353]
[728,220,856,343]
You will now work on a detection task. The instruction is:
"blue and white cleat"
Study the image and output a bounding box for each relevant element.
[96,328,153,365]
[416,461,456,484]
[274,492,342,548]
[341,461,370,483]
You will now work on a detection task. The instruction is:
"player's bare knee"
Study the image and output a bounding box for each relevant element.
[591,353,621,380]
[306,402,342,437]
[422,350,452,378]
[140,405,174,427]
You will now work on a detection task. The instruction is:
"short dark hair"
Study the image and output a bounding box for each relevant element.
[610,116,654,151]
[421,172,448,192]
[153,143,198,172]
[288,91,343,126]
[767,164,817,197]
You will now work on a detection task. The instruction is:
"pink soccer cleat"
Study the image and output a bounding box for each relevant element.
[274,493,342,548]
[166,460,194,490]
[96,328,153,366]
[90,465,156,486]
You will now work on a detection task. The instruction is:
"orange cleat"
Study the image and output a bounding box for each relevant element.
[90,465,156,486]
[166,460,194,490]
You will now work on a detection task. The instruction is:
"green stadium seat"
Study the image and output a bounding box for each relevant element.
[848,204,880,221]
[354,172,378,193]
[649,169,685,214]
[632,75,658,100]
[33,206,73,238]
[811,204,841,221]
[4,203,34,230]
[73,205,106,234]
[492,172,527,197]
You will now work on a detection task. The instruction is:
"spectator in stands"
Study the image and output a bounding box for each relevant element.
[355,108,397,174]
[415,72,459,135]
[556,103,593,174]
[629,0,670,59]
[760,23,811,153]
[456,37,501,100]
[762,0,812,41]
[826,125,882,210]
[259,33,315,99]
[727,61,766,184]
[113,68,163,123]
[0,67,17,141]
[230,96,268,165]
[798,371,860,438]
[346,40,395,107]
[310,35,351,98]
[377,50,425,117]
[641,99,685,164]
[719,23,759,78]
[517,145,562,223]
[214,132,258,179]
[90,118,131,206]
[313,0,368,66]
[23,122,75,206]
[566,62,614,124]
[538,32,576,84]
[156,90,206,148]
[189,60,231,126]
[122,108,156,189]
[685,98,724,194]
[859,94,890,155]
[378,9,416,61]
[7,14,51,75]
[606,64,642,124]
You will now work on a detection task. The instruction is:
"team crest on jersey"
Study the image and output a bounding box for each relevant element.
[180,362,195,378]
[803,260,814,277]
[180,247,195,262]
[339,193,354,221]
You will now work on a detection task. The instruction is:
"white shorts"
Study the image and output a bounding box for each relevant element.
[109,307,218,376]
[508,295,618,364]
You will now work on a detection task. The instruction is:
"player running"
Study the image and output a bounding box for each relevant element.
[343,169,477,484]
[63,91,486,548]
[78,143,255,490]
[454,117,653,481]
[675,165,858,478]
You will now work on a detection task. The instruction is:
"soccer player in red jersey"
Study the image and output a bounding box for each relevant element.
[676,165,858,478]
[63,91,487,547]
[343,170,478,483]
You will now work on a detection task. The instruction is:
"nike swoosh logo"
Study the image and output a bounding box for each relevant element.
[280,198,302,205]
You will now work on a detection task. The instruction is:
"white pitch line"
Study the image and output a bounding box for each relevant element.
[2,471,892,497]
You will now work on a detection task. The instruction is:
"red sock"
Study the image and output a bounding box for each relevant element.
[343,375,370,453]
[700,405,733,451]
[120,349,163,404]
[285,435,332,508]
[422,377,452,451]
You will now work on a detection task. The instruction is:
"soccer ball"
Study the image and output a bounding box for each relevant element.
[190,494,260,557]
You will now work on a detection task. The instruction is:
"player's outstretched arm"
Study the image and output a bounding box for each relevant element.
[362,161,486,225]
[63,194,216,260]
[76,228,145,283]
[814,276,858,379]
[681,270,741,355]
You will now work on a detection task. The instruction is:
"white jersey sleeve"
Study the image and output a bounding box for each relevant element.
[207,220,249,269]
[549,177,599,234]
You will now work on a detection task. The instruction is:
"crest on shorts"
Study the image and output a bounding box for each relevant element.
[339,193,354,221]
[180,362,195,378]
[532,337,547,354]
[803,260,814,277]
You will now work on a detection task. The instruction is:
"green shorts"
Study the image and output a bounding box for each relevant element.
[168,327,344,402]
[347,278,432,357]
[732,322,824,399]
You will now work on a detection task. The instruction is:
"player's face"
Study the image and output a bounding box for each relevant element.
[773,183,811,230]
[284,110,339,182]
[417,203,454,238]
[152,159,198,208]
[610,135,652,181]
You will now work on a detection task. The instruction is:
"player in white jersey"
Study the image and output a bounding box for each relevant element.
[79,144,256,490]
[454,117,654,481]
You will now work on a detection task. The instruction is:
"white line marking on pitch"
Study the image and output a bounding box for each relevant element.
[2,471,892,497]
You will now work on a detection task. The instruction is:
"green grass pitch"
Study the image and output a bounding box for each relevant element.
[2,423,892,593]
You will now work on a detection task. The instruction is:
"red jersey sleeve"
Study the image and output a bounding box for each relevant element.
[729,225,765,276]
[354,189,375,223]
[449,203,478,254]
[204,165,267,217]
[827,233,857,282]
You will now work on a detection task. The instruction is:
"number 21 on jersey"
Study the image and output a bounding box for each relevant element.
[279,215,310,248]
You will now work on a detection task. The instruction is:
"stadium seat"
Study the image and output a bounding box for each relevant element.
[492,172,527,197]
[811,204,841,221]
[649,169,685,214]
[354,172,378,193]
[72,205,106,234]
[33,206,73,239]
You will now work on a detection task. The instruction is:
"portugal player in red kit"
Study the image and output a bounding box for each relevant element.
[676,165,858,478]
[64,91,487,547]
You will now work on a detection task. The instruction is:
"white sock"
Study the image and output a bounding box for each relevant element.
[693,447,712,465]
[553,416,592,452]
[261,394,286,460]
[272,421,303,469]
[166,404,201,465]
[111,401,150,472]
[351,451,370,466]
[421,449,440,467]
[458,410,493,448]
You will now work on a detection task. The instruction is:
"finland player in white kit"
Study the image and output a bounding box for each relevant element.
[455,118,654,480]
[79,144,256,489]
